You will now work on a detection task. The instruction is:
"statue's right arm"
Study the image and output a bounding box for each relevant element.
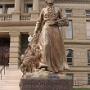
[33,9,44,36]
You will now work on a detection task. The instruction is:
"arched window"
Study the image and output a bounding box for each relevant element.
[66,49,73,65]
[87,50,90,65]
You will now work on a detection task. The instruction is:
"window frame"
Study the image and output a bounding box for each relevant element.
[66,49,73,66]
[66,20,73,39]
[27,4,33,13]
[66,10,72,17]
[88,74,90,85]
[86,10,90,17]
[6,4,14,14]
[66,74,73,80]
[86,20,90,39]
[87,50,90,65]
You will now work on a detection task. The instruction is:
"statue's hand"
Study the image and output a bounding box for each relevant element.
[33,30,38,37]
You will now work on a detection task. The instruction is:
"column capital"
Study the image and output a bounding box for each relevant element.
[2,4,5,7]
[9,32,20,37]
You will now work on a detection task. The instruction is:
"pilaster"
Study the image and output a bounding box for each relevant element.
[9,32,21,69]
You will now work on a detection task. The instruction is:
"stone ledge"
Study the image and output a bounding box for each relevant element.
[0,21,36,27]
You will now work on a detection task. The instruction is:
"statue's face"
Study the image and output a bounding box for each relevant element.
[45,0,54,4]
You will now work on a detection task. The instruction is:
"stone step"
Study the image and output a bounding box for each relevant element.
[0,68,22,90]
[2,86,20,90]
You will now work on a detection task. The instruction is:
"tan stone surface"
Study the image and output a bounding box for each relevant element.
[0,0,90,87]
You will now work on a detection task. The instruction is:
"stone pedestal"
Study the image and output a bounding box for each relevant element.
[20,78,73,90]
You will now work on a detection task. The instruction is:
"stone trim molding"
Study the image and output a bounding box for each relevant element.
[9,32,20,37]
[0,21,36,27]
[54,0,90,3]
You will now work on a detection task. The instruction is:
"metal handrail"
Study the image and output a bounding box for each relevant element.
[0,65,5,80]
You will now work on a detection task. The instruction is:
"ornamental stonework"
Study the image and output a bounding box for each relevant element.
[54,0,90,3]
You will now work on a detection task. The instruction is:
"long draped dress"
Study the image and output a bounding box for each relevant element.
[34,5,69,72]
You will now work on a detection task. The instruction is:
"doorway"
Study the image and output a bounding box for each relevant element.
[0,38,10,66]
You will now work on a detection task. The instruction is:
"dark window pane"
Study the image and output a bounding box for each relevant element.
[66,10,72,17]
[88,50,90,57]
[67,58,72,62]
[88,74,90,85]
[88,59,90,62]
[86,10,90,16]
[66,50,73,57]
[27,4,32,13]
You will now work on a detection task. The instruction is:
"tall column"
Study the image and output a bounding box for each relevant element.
[33,0,39,11]
[14,0,21,12]
[31,0,40,20]
[9,32,21,69]
[21,0,25,13]
[12,0,21,21]
[2,4,5,14]
[24,4,27,13]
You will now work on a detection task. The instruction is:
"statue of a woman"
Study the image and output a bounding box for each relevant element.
[33,0,69,73]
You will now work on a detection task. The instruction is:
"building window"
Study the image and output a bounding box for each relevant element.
[66,20,72,38]
[86,10,90,16]
[88,50,90,65]
[66,49,73,65]
[66,10,72,17]
[0,6,2,14]
[86,21,90,39]
[66,74,73,79]
[27,4,32,13]
[88,74,90,85]
[6,4,14,14]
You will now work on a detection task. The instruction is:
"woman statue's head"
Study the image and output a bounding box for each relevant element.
[45,0,54,5]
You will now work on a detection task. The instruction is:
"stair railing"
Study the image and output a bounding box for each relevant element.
[0,65,5,80]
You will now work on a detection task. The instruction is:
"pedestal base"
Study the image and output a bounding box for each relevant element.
[20,78,73,90]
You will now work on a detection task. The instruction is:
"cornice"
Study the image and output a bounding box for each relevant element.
[54,0,90,3]
[64,40,90,45]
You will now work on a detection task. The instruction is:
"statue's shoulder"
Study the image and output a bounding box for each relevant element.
[40,8,46,14]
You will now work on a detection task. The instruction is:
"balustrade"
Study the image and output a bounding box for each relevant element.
[20,13,31,21]
[0,14,12,21]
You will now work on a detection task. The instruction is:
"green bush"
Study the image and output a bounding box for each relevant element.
[73,88,90,90]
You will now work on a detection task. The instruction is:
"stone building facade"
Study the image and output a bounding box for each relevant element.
[0,0,90,86]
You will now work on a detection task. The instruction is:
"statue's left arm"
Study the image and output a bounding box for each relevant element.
[33,9,44,36]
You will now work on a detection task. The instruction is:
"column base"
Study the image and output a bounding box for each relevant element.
[12,12,20,21]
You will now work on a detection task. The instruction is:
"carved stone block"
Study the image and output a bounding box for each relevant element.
[20,78,73,90]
